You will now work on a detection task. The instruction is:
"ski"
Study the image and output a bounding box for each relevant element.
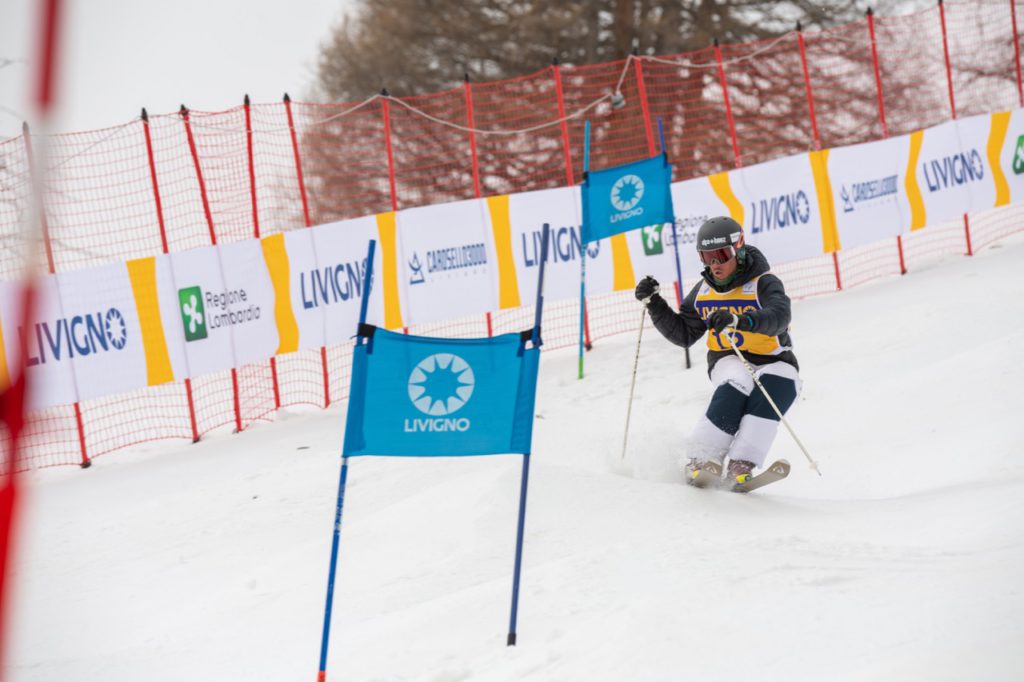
[686,460,723,488]
[732,459,790,493]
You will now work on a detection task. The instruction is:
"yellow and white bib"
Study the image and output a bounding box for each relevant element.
[693,275,788,356]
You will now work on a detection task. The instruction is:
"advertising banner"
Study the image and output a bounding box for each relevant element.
[669,172,745,282]
[902,120,975,229]
[825,136,905,250]
[396,198,497,327]
[957,109,1024,210]
[9,276,78,411]
[169,245,238,378]
[307,216,383,345]
[737,154,825,263]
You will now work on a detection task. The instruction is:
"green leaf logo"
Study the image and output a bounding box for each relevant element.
[178,286,207,342]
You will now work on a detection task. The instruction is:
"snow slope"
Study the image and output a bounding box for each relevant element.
[8,234,1024,682]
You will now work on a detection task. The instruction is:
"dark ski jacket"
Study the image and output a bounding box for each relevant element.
[645,245,799,375]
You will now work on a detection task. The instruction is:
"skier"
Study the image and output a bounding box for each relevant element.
[633,216,800,487]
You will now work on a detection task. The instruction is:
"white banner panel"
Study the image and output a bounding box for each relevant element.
[280,229,324,351]
[904,120,974,228]
[991,109,1024,206]
[396,198,497,326]
[169,246,237,377]
[217,239,279,367]
[56,263,148,402]
[503,186,589,305]
[14,276,79,410]
[1001,109,1024,204]
[670,174,743,281]
[826,136,905,249]
[620,224,680,292]
[738,154,824,263]
[954,112,1000,212]
[308,216,383,344]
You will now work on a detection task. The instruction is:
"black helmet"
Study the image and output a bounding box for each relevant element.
[696,216,744,252]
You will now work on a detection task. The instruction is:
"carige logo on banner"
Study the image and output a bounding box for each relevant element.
[840,175,898,213]
[408,242,488,286]
[26,306,128,365]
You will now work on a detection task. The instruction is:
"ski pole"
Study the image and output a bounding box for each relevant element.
[724,328,821,476]
[620,305,646,460]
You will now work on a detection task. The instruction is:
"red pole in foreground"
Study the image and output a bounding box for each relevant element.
[284,93,331,409]
[181,105,244,433]
[142,108,200,442]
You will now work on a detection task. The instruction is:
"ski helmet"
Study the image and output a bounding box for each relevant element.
[695,216,744,253]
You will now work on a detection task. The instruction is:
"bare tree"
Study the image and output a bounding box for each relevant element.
[304,0,975,220]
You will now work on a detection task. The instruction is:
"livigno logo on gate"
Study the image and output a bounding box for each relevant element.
[178,286,207,341]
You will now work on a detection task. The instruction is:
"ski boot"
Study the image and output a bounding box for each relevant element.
[726,459,756,487]
[685,458,723,488]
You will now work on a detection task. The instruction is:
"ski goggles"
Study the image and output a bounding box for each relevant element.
[698,246,736,266]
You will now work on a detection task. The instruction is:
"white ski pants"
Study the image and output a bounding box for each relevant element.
[686,355,800,468]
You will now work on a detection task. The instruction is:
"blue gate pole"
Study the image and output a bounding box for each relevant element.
[578,120,591,380]
[317,240,376,681]
[508,224,549,646]
[658,118,691,369]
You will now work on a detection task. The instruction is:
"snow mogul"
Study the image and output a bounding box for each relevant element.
[633,216,800,487]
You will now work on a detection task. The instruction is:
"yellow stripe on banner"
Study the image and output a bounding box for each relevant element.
[260,233,299,354]
[988,111,1011,208]
[709,172,744,225]
[906,130,927,230]
[126,257,175,386]
[810,150,841,253]
[376,211,405,329]
[611,233,636,291]
[486,195,521,309]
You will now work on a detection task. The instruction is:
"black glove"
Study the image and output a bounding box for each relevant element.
[707,311,757,333]
[634,276,660,304]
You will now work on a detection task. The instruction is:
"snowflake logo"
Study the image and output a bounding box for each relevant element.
[104,308,127,350]
[408,353,475,416]
[611,174,645,211]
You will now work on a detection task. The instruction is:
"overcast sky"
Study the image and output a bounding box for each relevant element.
[0,0,349,138]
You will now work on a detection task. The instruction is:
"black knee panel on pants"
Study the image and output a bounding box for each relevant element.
[745,374,798,421]
[705,382,748,435]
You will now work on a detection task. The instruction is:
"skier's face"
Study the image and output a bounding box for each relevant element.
[707,252,738,281]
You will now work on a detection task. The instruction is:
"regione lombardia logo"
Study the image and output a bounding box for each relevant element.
[611,174,645,211]
[408,353,475,416]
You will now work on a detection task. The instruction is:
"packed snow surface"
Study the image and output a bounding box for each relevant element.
[9,235,1024,681]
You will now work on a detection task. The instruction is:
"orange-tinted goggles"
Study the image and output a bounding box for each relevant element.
[699,246,736,266]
